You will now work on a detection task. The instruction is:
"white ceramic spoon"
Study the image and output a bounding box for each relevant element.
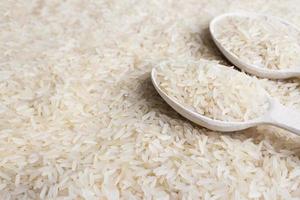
[209,12,300,79]
[151,68,300,134]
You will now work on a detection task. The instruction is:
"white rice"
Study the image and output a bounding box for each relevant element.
[1,0,300,199]
[214,15,300,70]
[156,60,269,122]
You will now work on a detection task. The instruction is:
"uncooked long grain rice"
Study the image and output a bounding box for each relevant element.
[214,15,300,70]
[156,59,269,121]
[1,0,300,199]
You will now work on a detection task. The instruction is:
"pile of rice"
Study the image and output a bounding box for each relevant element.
[1,0,300,199]
[156,60,269,121]
[214,15,300,70]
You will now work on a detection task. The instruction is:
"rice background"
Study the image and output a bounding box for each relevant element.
[1,0,300,199]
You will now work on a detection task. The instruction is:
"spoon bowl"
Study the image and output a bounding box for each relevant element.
[209,12,300,79]
[151,68,300,135]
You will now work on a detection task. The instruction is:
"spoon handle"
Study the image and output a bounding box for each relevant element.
[269,101,300,135]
